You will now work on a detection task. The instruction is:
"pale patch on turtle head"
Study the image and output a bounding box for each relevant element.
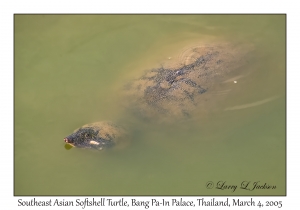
[89,140,100,145]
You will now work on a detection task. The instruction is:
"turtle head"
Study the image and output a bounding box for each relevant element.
[64,125,115,150]
[64,127,101,148]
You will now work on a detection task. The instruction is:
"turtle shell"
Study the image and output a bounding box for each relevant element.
[123,43,251,122]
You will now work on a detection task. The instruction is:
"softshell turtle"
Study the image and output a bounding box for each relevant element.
[64,42,252,150]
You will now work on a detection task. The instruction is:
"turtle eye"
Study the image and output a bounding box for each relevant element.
[85,133,90,138]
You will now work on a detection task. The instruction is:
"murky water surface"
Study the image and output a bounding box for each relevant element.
[15,15,285,195]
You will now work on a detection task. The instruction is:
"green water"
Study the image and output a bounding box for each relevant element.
[14,15,285,195]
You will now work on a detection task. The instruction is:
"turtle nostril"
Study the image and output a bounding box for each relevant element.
[64,138,69,143]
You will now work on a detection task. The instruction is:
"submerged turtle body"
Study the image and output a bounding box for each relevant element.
[64,42,252,150]
[64,122,126,150]
[123,43,250,122]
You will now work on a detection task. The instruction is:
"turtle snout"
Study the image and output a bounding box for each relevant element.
[64,137,75,148]
[64,137,71,143]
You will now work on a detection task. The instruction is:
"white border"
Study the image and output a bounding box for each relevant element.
[1,0,296,209]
